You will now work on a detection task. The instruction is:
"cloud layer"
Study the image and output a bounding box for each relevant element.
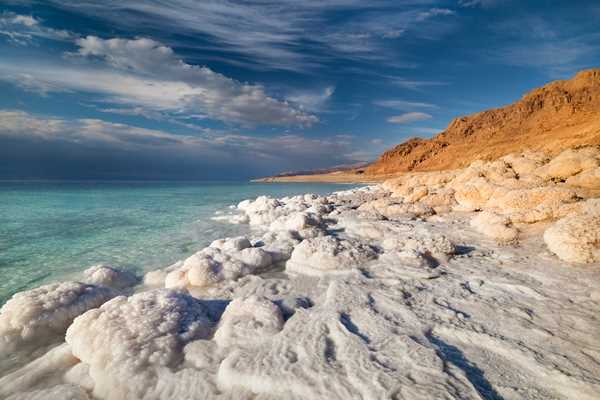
[0,36,318,127]
[387,112,432,124]
[0,110,372,179]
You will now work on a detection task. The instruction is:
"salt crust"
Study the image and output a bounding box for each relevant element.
[2,148,600,399]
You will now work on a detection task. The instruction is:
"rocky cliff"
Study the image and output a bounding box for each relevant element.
[366,69,600,175]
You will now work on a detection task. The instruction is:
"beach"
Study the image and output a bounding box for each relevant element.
[1,148,600,399]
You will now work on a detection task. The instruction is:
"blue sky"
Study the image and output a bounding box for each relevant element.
[0,0,599,180]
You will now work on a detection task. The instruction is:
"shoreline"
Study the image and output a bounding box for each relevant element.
[1,148,600,399]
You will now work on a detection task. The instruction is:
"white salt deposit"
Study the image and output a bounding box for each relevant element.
[2,148,600,400]
[0,282,114,354]
[82,265,138,290]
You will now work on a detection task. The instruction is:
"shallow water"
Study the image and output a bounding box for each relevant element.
[0,180,353,304]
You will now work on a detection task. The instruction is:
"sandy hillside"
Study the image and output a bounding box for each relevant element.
[366,69,600,174]
[259,68,600,183]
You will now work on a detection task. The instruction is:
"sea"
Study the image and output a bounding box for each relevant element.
[0,181,355,305]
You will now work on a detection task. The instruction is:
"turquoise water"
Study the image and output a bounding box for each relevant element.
[0,181,353,304]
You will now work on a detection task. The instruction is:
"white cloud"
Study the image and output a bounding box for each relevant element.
[0,12,73,45]
[286,86,335,112]
[29,1,458,71]
[389,78,449,90]
[373,99,437,110]
[0,36,318,127]
[387,112,432,124]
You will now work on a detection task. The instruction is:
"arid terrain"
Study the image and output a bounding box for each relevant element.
[258,69,600,183]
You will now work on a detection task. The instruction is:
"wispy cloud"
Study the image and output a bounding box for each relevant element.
[0,36,318,127]
[387,112,432,124]
[27,1,457,71]
[389,77,449,90]
[373,99,438,110]
[286,86,335,112]
[486,14,600,76]
[0,12,73,45]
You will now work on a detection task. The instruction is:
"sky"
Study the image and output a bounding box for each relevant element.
[0,0,599,180]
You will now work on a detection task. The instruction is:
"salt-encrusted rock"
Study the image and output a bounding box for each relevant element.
[470,211,519,243]
[381,230,455,259]
[501,151,546,177]
[164,241,276,290]
[419,188,456,208]
[543,201,600,263]
[452,177,500,211]
[258,230,301,262]
[286,236,377,276]
[143,270,167,287]
[269,211,322,232]
[485,186,578,214]
[535,148,599,181]
[232,247,273,270]
[186,256,222,288]
[402,186,429,203]
[358,198,435,218]
[0,282,114,352]
[82,265,138,290]
[566,167,600,189]
[209,236,252,252]
[6,384,90,400]
[65,290,212,400]
[214,296,284,348]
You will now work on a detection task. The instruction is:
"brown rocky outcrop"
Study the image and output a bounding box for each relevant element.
[366,69,600,175]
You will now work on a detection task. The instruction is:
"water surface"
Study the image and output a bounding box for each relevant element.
[0,181,353,304]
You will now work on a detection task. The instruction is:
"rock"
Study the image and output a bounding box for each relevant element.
[286,236,377,276]
[214,296,284,348]
[470,211,519,243]
[566,167,600,189]
[65,290,212,400]
[0,282,114,352]
[535,148,599,181]
[209,236,252,252]
[543,201,600,263]
[82,265,138,290]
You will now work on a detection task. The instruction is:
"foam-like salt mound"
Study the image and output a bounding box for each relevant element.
[214,296,284,348]
[544,203,600,263]
[6,384,91,400]
[470,211,519,243]
[83,264,138,290]
[65,289,213,400]
[286,236,377,276]
[0,282,114,352]
[163,237,276,290]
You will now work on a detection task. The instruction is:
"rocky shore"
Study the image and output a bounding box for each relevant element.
[1,147,600,400]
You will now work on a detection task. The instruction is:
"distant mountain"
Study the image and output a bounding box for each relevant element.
[365,69,600,175]
[271,162,371,177]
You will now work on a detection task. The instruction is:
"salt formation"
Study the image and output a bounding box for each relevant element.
[544,199,600,263]
[214,296,284,348]
[82,264,138,290]
[286,236,377,276]
[2,147,600,400]
[65,290,213,400]
[0,282,114,353]
[161,236,277,290]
